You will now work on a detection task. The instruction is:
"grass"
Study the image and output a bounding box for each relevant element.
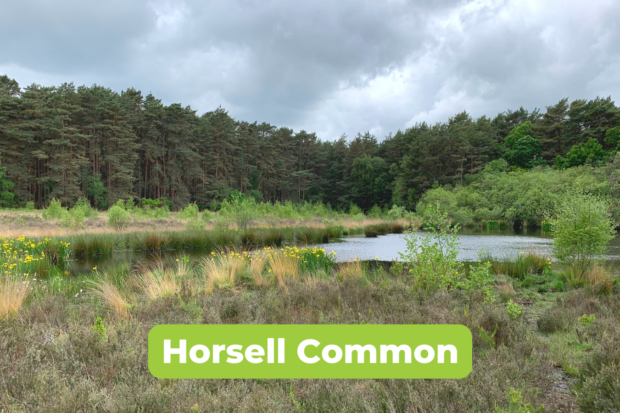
[0,276,28,319]
[89,276,130,317]
[0,248,618,411]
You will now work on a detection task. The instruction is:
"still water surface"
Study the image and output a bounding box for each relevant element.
[70,228,620,273]
[313,228,620,263]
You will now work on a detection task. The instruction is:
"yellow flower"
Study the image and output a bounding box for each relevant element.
[375,256,378,260]
[93,267,97,270]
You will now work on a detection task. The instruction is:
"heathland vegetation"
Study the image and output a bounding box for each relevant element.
[0,197,618,411]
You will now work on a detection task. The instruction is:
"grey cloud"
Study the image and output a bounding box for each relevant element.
[1,0,620,140]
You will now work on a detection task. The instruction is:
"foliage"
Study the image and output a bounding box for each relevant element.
[399,203,462,291]
[556,138,610,169]
[458,261,495,303]
[180,202,200,219]
[551,193,615,276]
[494,387,545,413]
[578,314,595,327]
[0,235,71,277]
[90,317,108,342]
[505,300,523,319]
[0,153,15,208]
[108,204,132,230]
[503,122,544,169]
[42,199,69,220]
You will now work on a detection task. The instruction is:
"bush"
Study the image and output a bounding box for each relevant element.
[180,203,200,219]
[185,219,204,230]
[74,197,98,218]
[108,205,131,230]
[60,205,86,231]
[42,198,69,220]
[399,203,462,291]
[387,205,406,220]
[537,307,566,334]
[367,205,383,218]
[551,193,615,277]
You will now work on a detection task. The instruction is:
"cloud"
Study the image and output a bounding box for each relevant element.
[1,0,619,140]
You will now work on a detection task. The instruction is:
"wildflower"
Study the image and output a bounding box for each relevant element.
[93,266,97,270]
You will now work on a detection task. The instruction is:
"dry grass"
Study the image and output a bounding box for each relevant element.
[583,263,617,296]
[268,253,299,286]
[89,276,130,317]
[138,261,180,300]
[497,281,516,302]
[201,253,244,293]
[337,260,364,280]
[249,256,267,287]
[0,276,29,319]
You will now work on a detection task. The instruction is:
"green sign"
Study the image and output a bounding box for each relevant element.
[148,324,472,379]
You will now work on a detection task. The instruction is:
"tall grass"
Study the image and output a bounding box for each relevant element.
[268,253,299,286]
[486,252,550,279]
[89,277,130,317]
[201,253,244,293]
[0,276,29,318]
[249,256,267,287]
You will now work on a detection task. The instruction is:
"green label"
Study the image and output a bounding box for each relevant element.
[148,324,472,379]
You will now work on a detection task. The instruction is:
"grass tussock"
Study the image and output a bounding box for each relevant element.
[268,253,299,286]
[337,260,364,280]
[201,253,244,293]
[89,277,130,317]
[562,262,618,295]
[489,252,550,279]
[249,255,267,287]
[139,262,180,300]
[0,276,29,319]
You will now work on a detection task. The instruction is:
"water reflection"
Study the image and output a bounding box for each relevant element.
[313,229,620,263]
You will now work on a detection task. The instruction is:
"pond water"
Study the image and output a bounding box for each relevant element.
[313,228,620,263]
[68,228,620,274]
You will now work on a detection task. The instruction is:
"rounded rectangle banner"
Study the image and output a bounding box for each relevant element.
[148,324,472,379]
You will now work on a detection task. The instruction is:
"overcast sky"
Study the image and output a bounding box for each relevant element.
[1,0,619,140]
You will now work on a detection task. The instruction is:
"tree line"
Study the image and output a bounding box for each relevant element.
[1,74,619,211]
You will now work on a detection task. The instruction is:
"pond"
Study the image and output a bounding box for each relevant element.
[312,228,620,263]
[68,228,620,274]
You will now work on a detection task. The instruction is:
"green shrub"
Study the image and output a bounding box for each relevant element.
[42,198,69,220]
[180,203,200,219]
[399,203,462,292]
[108,205,131,230]
[387,205,406,220]
[90,317,108,342]
[60,206,87,231]
[505,300,523,319]
[367,205,383,218]
[185,219,204,230]
[74,197,98,218]
[551,193,615,277]
[349,204,362,216]
[458,261,495,303]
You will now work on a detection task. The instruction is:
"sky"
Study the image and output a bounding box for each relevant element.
[1,0,619,141]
